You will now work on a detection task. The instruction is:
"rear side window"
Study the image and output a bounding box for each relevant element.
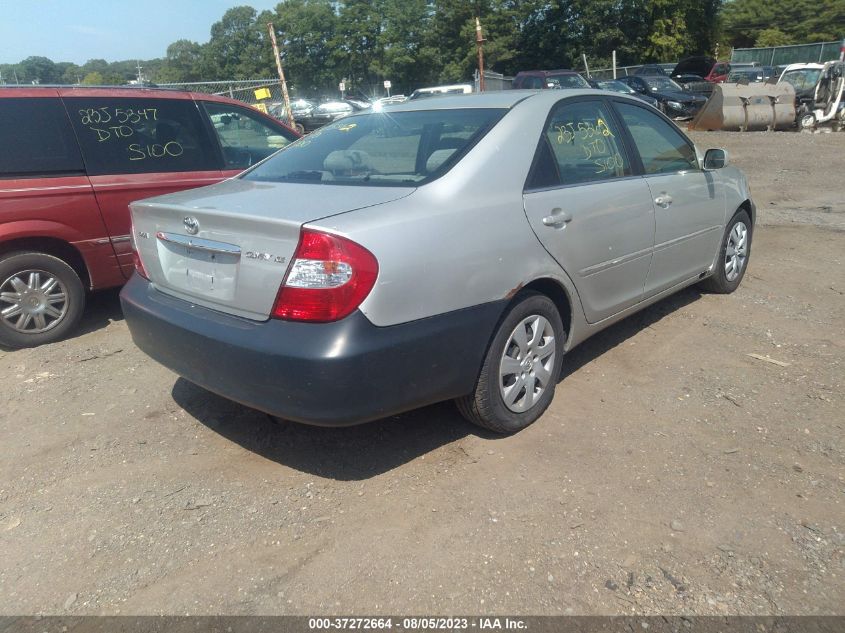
[65,97,217,176]
[204,102,295,170]
[527,99,631,189]
[0,98,84,177]
[615,102,699,174]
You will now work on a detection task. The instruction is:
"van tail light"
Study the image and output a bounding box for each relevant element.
[272,229,378,323]
[130,227,149,280]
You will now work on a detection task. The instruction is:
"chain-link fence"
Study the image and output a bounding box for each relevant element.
[731,41,842,66]
[157,79,290,116]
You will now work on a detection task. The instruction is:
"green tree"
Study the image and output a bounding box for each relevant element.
[157,40,205,82]
[16,56,59,83]
[81,71,104,85]
[375,0,436,95]
[202,6,275,79]
[273,0,339,96]
[755,28,794,47]
[722,0,845,48]
[330,0,385,95]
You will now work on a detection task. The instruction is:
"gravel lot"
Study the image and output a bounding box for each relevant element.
[1,129,843,616]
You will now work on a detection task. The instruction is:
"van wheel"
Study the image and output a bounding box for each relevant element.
[0,252,85,349]
[456,292,565,434]
[699,210,752,294]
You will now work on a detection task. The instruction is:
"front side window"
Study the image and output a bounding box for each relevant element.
[615,102,699,174]
[66,97,217,176]
[523,76,544,89]
[242,108,505,186]
[0,98,84,177]
[204,102,295,170]
[527,99,630,189]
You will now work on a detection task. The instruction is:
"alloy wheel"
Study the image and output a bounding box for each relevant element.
[724,221,748,282]
[0,269,69,334]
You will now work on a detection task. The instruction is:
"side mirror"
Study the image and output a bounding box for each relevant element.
[704,148,729,170]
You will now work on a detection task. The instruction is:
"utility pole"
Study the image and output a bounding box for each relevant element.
[267,22,296,130]
[135,60,143,83]
[475,17,486,92]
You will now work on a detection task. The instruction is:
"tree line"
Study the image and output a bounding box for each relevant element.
[1,0,841,98]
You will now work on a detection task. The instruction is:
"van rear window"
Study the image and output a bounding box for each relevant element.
[0,98,84,177]
[65,97,217,176]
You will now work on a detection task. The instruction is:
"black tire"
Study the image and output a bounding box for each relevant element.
[0,251,86,349]
[456,291,565,434]
[699,209,752,294]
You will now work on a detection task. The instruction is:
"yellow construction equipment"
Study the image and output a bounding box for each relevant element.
[688,82,796,132]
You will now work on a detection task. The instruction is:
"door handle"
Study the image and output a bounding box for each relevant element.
[654,194,673,208]
[542,208,573,227]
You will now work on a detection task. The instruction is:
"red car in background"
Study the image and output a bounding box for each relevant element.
[0,86,298,348]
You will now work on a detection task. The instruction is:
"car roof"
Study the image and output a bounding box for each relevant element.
[0,84,248,106]
[364,89,635,113]
[516,69,579,77]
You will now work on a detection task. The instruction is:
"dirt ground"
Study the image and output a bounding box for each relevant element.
[1,129,843,616]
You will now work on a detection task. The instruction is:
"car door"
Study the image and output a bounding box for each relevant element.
[0,92,123,289]
[522,97,656,323]
[612,100,724,296]
[201,100,296,175]
[63,93,225,278]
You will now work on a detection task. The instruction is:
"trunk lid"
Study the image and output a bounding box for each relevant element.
[130,179,411,320]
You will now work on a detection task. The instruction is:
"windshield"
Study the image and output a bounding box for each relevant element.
[644,77,683,92]
[242,108,505,187]
[780,69,821,91]
[597,80,635,94]
[546,73,589,89]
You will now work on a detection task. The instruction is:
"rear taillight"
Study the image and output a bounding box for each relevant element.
[272,229,378,322]
[130,227,149,280]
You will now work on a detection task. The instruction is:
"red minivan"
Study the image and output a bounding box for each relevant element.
[0,86,298,348]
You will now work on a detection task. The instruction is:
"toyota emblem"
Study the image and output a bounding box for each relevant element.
[183,216,200,235]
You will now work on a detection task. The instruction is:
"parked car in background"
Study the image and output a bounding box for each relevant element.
[617,75,707,119]
[269,98,316,134]
[672,56,716,80]
[511,70,589,90]
[588,79,659,108]
[634,64,668,76]
[726,67,777,83]
[0,86,298,348]
[408,84,473,100]
[298,99,370,132]
[122,90,754,433]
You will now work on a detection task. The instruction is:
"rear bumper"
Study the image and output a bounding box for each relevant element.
[120,275,505,426]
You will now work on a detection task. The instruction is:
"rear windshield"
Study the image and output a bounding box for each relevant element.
[242,108,505,187]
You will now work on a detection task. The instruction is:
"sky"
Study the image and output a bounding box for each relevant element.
[0,0,282,65]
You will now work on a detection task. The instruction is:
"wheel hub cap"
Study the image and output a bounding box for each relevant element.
[724,221,748,282]
[499,315,556,413]
[0,270,69,334]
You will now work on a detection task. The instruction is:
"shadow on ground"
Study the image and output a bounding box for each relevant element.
[77,288,125,336]
[174,286,703,480]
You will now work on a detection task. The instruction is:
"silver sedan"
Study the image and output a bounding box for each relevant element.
[122,90,754,433]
